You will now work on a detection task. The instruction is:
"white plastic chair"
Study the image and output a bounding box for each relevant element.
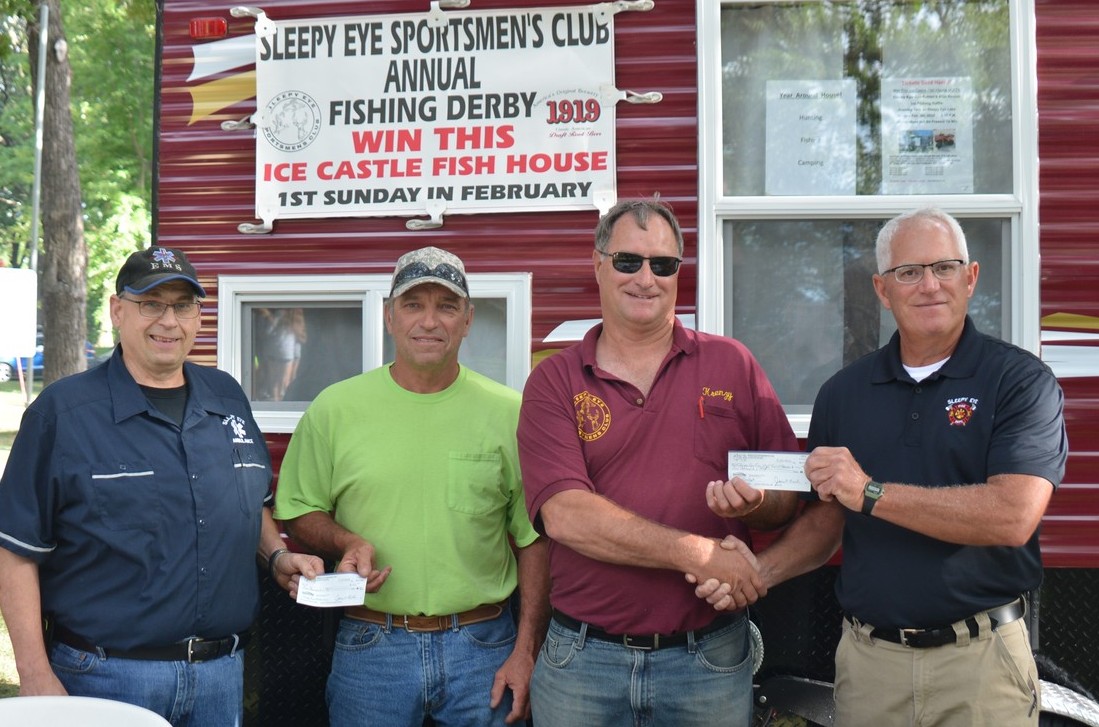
[0,695,172,725]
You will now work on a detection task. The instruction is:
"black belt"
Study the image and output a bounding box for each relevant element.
[53,623,248,663]
[551,609,740,650]
[851,597,1026,649]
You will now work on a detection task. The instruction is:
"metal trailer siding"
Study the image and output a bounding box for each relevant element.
[155,0,699,369]
[1036,0,1099,568]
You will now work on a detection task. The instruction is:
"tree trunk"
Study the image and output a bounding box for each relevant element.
[29,0,88,386]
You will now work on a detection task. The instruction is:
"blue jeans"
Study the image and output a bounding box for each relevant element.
[49,642,244,727]
[531,613,755,727]
[327,610,518,727]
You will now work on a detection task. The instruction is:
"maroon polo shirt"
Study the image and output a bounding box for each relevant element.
[518,320,797,634]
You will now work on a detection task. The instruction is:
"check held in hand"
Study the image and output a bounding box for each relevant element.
[295,573,368,608]
[727,451,811,492]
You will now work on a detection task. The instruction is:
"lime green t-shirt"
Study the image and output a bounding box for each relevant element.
[275,365,536,615]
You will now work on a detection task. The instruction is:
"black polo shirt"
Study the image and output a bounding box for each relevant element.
[807,317,1067,629]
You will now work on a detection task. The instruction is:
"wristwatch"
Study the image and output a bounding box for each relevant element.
[861,480,884,516]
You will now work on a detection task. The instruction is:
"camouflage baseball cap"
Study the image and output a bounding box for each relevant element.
[389,246,469,299]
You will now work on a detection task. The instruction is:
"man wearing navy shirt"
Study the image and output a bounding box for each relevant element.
[0,247,322,726]
[702,208,1067,726]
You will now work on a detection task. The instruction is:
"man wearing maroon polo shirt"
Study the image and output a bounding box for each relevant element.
[517,198,798,726]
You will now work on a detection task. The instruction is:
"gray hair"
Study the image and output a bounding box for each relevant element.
[595,198,685,257]
[875,207,969,273]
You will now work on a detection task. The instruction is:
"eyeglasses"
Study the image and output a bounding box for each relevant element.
[598,251,682,277]
[390,262,468,296]
[121,297,202,319]
[881,259,966,285]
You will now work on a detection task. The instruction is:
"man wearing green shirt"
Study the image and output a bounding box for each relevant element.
[275,246,549,727]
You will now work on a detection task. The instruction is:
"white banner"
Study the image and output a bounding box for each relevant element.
[252,5,620,226]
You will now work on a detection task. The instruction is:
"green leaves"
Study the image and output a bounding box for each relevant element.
[0,0,154,334]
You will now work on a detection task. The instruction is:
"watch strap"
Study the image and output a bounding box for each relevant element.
[861,480,884,516]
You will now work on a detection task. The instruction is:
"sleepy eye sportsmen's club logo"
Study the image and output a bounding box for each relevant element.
[262,90,322,152]
[945,397,978,427]
[574,391,611,442]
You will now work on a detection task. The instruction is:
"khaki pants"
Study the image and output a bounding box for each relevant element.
[834,615,1039,726]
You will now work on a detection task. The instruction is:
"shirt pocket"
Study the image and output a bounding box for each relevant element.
[233,447,269,515]
[446,452,507,517]
[693,400,750,471]
[90,461,163,531]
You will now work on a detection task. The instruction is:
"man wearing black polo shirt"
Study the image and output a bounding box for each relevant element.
[0,247,322,725]
[712,208,1067,726]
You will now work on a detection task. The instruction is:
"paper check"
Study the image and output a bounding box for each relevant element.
[727,451,811,492]
[295,573,368,608]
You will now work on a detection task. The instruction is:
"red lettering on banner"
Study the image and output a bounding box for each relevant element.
[351,129,423,154]
[432,156,496,175]
[433,125,514,151]
[316,158,423,180]
[505,151,608,173]
[263,162,308,182]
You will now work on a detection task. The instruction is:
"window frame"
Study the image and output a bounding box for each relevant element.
[217,272,532,433]
[695,0,1040,436]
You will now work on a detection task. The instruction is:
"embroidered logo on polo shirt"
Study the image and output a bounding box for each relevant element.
[701,386,734,403]
[223,414,255,444]
[574,391,611,442]
[945,397,978,427]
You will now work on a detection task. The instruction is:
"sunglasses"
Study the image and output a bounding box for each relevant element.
[598,251,682,277]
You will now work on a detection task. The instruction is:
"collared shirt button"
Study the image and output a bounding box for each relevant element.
[914,386,922,394]
[198,519,206,527]
[191,473,198,480]
[911,412,920,420]
[636,397,644,405]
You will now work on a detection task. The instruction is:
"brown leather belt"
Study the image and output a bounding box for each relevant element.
[345,600,507,632]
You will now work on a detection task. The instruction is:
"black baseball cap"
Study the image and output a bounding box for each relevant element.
[116,247,206,298]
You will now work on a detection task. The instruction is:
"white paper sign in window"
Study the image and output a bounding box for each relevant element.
[250,5,626,229]
[881,77,974,194]
[764,79,857,195]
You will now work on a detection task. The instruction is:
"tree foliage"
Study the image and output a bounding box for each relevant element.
[0,0,154,346]
[0,12,34,269]
[68,0,156,338]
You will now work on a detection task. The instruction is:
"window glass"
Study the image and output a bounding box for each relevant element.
[721,0,1011,196]
[723,217,1006,409]
[221,274,530,433]
[382,296,509,383]
[245,303,363,406]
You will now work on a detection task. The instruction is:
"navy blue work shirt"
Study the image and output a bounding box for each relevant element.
[807,316,1067,630]
[0,346,272,650]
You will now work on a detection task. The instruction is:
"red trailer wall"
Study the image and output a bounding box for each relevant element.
[1036,0,1099,569]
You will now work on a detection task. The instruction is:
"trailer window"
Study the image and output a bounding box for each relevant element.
[218,273,531,433]
[720,1,1011,197]
[722,216,1007,414]
[699,0,1036,435]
